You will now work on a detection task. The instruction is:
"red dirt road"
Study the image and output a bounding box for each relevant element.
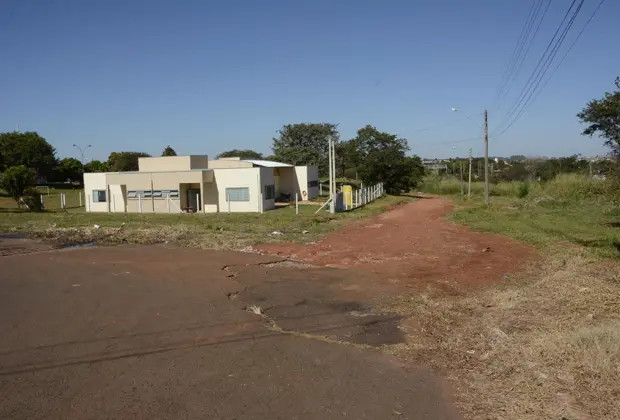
[259,197,535,292]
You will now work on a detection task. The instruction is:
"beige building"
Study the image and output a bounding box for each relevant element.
[84,155,319,213]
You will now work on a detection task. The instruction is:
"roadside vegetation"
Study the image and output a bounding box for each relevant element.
[392,173,620,419]
[0,194,411,249]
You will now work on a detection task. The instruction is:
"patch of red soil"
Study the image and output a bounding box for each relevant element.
[258,197,536,291]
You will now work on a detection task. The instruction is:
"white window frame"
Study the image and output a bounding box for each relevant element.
[92,190,107,202]
[225,187,250,202]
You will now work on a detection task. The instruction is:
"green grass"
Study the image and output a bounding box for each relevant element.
[451,198,620,259]
[0,194,411,249]
[0,187,85,212]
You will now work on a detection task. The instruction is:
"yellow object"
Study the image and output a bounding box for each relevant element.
[342,185,353,207]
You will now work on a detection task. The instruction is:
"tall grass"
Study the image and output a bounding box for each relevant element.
[420,173,615,202]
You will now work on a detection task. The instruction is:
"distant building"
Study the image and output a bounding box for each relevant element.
[84,155,318,213]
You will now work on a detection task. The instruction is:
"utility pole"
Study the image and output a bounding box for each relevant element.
[460,161,464,195]
[468,148,472,199]
[328,136,334,213]
[484,110,489,205]
[478,159,481,177]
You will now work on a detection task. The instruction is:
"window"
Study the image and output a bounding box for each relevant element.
[127,190,179,199]
[308,180,319,188]
[93,190,107,202]
[264,185,275,200]
[225,187,250,202]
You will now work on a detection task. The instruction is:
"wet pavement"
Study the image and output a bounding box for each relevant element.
[0,243,461,420]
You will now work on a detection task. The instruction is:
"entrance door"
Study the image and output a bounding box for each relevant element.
[187,189,201,212]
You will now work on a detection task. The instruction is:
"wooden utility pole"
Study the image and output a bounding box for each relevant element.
[468,148,472,199]
[484,110,489,205]
[460,161,464,195]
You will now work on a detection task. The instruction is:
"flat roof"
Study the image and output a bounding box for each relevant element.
[86,169,213,175]
[242,159,293,168]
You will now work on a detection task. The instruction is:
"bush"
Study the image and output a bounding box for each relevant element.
[20,189,44,211]
[517,182,529,198]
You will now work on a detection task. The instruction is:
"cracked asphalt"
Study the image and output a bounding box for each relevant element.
[1,243,461,420]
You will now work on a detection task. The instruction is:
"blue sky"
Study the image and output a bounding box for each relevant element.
[1,0,618,161]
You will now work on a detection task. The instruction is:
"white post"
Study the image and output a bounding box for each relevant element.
[260,191,264,214]
[87,195,91,212]
[167,196,171,213]
[138,195,142,213]
[328,138,333,199]
[79,192,82,207]
[60,193,63,209]
[227,193,231,214]
[111,193,115,213]
[295,193,299,215]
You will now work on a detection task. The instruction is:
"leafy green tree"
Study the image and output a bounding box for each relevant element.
[217,149,263,160]
[0,131,57,177]
[0,165,36,205]
[161,145,177,156]
[84,160,109,173]
[107,152,151,172]
[335,139,362,178]
[272,123,339,174]
[352,125,424,194]
[56,158,83,184]
[578,77,620,162]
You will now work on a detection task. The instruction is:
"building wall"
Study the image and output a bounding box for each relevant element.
[84,173,109,212]
[306,166,319,199]
[207,159,253,169]
[137,155,209,172]
[260,167,276,212]
[294,166,319,200]
[189,155,209,170]
[211,167,262,213]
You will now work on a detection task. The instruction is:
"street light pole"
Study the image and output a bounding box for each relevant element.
[72,144,91,167]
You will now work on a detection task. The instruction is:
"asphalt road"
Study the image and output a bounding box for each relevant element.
[0,243,461,420]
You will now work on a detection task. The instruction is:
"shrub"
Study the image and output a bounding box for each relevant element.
[517,182,529,198]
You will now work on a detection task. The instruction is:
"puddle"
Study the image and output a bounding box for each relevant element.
[0,233,29,239]
[63,242,96,249]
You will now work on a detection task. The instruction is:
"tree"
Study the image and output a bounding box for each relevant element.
[107,152,151,172]
[272,123,338,174]
[335,139,362,178]
[352,125,424,194]
[161,145,177,156]
[56,158,83,184]
[0,131,57,178]
[578,77,620,157]
[0,165,36,205]
[217,149,263,160]
[84,160,109,173]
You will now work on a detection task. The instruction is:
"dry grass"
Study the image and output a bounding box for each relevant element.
[384,246,620,419]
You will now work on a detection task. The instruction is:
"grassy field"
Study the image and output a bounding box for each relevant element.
[0,187,85,211]
[393,174,620,419]
[0,194,411,248]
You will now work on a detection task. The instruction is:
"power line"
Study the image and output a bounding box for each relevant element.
[493,0,548,107]
[496,0,553,107]
[494,0,585,136]
[493,0,539,106]
[525,0,606,109]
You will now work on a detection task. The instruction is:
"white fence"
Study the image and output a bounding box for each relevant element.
[339,182,384,212]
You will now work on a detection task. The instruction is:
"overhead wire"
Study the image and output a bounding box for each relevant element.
[522,0,606,111]
[493,0,585,136]
[496,0,553,107]
[493,0,547,108]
